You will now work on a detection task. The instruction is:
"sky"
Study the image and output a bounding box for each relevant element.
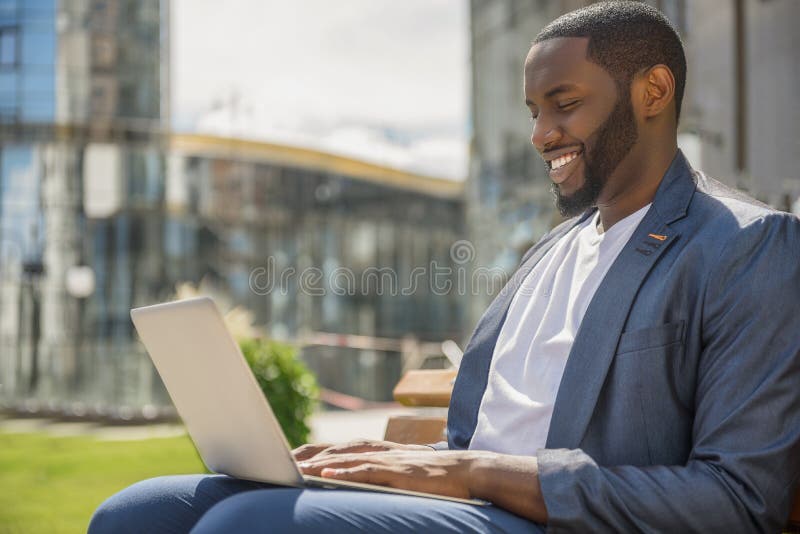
[172,0,470,180]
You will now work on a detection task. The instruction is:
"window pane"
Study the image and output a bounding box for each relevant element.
[0,29,16,66]
[1,145,41,263]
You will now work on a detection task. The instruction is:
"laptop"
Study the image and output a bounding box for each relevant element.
[130,297,484,506]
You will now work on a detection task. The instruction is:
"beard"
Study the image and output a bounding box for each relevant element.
[552,85,639,217]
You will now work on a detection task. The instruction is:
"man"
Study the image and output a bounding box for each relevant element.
[90,2,800,532]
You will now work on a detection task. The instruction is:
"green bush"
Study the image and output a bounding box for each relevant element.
[239,338,319,448]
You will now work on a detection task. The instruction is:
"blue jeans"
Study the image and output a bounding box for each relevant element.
[88,475,545,533]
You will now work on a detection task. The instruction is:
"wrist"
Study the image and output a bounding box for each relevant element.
[465,451,499,499]
[465,452,548,523]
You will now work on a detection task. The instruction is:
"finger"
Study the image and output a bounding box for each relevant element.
[299,457,373,476]
[320,464,469,500]
[298,451,397,475]
[320,440,392,456]
[320,464,395,487]
[292,443,332,461]
[300,450,421,474]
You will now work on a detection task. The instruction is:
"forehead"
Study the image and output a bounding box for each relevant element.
[524,37,615,100]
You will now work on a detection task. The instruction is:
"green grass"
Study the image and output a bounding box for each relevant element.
[0,430,205,534]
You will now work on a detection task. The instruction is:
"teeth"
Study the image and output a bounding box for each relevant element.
[550,151,579,170]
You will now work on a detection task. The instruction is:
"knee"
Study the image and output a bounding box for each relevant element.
[88,479,149,534]
[88,476,200,534]
[191,489,306,534]
[88,497,129,534]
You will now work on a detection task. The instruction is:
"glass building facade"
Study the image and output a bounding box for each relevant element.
[0,0,167,417]
[0,0,465,419]
[167,135,464,403]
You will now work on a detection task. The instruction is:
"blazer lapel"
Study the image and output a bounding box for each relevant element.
[448,214,590,449]
[546,150,696,449]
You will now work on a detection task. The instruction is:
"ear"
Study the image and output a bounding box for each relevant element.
[635,64,676,120]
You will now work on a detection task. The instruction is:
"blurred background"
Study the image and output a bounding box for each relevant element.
[0,0,798,422]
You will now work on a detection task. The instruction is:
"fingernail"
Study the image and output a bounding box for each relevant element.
[321,468,339,476]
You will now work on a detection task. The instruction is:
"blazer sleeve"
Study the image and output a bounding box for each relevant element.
[536,212,800,533]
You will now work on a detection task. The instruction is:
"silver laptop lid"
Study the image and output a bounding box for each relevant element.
[131,297,304,486]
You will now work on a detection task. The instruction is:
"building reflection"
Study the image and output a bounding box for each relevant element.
[0,0,465,420]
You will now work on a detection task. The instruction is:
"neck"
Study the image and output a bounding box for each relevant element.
[595,141,677,231]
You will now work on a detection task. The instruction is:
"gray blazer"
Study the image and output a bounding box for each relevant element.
[446,151,800,532]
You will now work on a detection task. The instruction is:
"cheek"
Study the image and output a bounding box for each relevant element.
[573,95,618,140]
[564,111,610,145]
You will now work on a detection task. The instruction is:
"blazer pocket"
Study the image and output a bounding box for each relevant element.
[616,321,685,355]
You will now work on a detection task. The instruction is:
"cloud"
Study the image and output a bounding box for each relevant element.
[196,107,468,180]
[172,0,469,180]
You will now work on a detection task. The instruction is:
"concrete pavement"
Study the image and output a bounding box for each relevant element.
[0,406,447,444]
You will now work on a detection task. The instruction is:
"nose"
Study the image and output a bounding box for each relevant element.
[530,113,561,152]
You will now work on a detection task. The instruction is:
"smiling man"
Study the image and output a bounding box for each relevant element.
[90,2,800,533]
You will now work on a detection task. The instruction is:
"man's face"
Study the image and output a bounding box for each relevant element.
[524,37,638,217]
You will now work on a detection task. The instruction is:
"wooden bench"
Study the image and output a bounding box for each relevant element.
[385,369,800,531]
[384,369,453,444]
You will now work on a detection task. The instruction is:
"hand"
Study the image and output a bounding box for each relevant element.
[299,449,548,523]
[292,439,433,462]
[298,449,482,500]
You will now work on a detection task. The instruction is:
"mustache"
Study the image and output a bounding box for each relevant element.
[541,143,584,159]
[542,144,584,158]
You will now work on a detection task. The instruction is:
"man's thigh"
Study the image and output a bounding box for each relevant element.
[88,474,269,534]
[192,487,545,534]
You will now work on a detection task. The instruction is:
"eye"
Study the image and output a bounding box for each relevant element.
[557,99,580,111]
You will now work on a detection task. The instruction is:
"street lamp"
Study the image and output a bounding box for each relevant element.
[66,265,95,299]
[21,259,44,402]
[65,265,95,417]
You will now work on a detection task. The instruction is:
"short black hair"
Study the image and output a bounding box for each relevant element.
[534,1,686,121]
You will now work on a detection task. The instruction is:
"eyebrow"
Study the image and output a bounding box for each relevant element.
[525,83,580,106]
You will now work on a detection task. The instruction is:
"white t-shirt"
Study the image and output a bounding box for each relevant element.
[468,204,651,456]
